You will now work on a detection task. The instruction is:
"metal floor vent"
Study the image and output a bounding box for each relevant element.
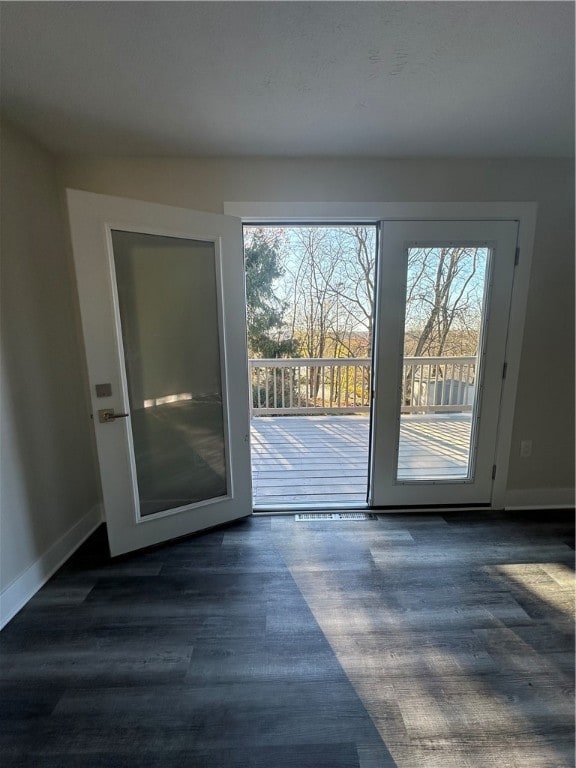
[294,512,377,521]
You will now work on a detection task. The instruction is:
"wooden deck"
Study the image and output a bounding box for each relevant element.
[250,413,472,506]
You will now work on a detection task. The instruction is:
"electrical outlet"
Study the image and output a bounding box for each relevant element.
[520,440,532,458]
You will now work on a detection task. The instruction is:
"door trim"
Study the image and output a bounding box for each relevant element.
[224,202,537,510]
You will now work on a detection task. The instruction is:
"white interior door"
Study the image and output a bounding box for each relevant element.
[67,190,252,555]
[370,220,518,507]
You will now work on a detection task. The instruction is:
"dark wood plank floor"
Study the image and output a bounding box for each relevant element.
[1,511,574,767]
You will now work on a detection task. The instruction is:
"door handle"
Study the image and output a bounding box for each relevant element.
[98,408,130,424]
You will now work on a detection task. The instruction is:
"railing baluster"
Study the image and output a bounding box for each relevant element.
[259,365,263,408]
[454,361,458,405]
[295,365,298,409]
[248,356,477,415]
[454,362,459,405]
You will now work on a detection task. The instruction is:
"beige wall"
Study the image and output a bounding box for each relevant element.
[0,120,100,601]
[61,155,574,497]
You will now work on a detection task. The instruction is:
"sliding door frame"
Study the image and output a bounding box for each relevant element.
[224,202,537,510]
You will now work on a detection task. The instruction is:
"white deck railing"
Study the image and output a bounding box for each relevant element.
[249,356,477,415]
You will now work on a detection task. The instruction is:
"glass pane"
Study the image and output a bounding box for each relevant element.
[112,230,227,516]
[397,245,489,481]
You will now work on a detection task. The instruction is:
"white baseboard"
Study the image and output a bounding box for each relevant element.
[504,487,575,510]
[0,503,103,629]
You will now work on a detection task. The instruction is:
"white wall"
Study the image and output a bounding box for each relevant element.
[61,155,574,501]
[0,120,101,626]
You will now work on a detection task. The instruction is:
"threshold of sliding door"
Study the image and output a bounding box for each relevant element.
[252,501,370,516]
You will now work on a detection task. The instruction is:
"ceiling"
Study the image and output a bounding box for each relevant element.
[1,2,574,158]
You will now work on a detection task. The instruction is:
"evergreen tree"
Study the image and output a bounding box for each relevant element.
[245,235,298,358]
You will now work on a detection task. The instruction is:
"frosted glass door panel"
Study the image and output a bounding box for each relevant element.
[112,230,227,517]
[398,245,490,481]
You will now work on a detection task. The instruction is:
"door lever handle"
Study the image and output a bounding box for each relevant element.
[98,408,130,424]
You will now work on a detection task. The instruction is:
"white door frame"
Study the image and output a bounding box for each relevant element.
[224,201,537,510]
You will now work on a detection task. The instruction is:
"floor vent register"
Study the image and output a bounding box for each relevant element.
[294,512,377,521]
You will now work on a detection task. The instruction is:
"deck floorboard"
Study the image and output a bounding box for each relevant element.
[250,414,472,506]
